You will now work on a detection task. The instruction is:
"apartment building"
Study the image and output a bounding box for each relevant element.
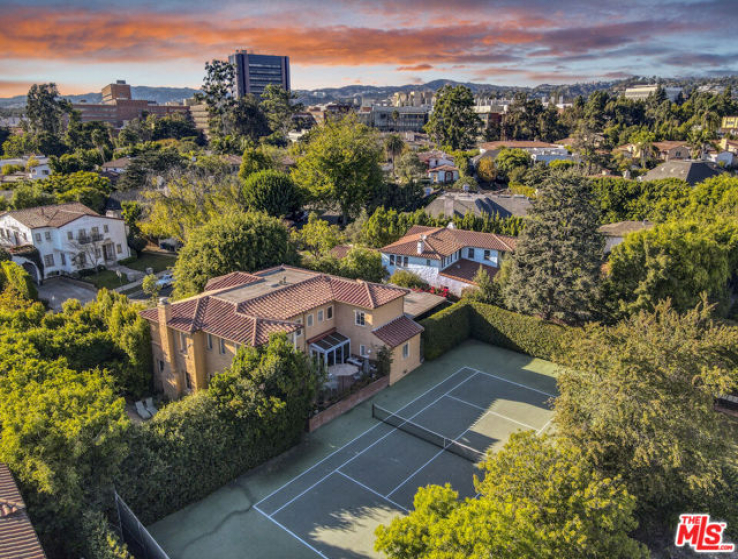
[380,225,516,296]
[140,266,424,399]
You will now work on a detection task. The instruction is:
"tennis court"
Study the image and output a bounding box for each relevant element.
[253,364,554,559]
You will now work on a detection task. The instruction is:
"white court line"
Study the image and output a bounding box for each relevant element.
[253,505,330,559]
[469,367,556,399]
[255,366,475,508]
[335,470,409,513]
[385,446,447,498]
[536,418,554,435]
[265,370,481,517]
[445,394,541,431]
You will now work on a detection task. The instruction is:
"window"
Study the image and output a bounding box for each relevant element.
[426,259,432,266]
[67,231,73,241]
[307,313,313,327]
[78,253,87,266]
[180,332,187,354]
[389,254,395,266]
[468,248,475,259]
[355,311,366,326]
[360,345,367,357]
[92,226,99,235]
[60,253,66,266]
[484,249,490,261]
[219,338,226,354]
[78,229,85,239]
[402,256,409,267]
[103,224,109,233]
[295,318,302,337]
[158,360,165,373]
[35,233,41,242]
[185,372,192,390]
[402,343,409,359]
[43,254,54,267]
[318,309,324,322]
[44,231,51,241]
[116,244,122,254]
[326,306,333,319]
[207,334,213,350]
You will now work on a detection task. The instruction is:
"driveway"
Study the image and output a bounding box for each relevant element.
[38,277,98,311]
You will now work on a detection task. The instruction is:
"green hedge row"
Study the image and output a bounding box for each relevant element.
[420,302,472,360]
[420,301,569,362]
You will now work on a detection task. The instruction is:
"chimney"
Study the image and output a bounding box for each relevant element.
[158,297,172,324]
[417,235,426,254]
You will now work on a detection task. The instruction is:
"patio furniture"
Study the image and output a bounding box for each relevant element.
[135,400,151,420]
[144,397,158,416]
[346,356,362,367]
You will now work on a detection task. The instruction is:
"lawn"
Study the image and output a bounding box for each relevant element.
[82,270,129,290]
[124,251,177,274]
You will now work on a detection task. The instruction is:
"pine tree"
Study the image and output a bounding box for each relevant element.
[503,173,604,323]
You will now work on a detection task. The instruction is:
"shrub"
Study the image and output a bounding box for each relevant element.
[389,269,428,289]
[420,302,472,360]
[421,301,570,362]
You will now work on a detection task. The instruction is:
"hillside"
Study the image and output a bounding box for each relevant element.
[0,86,200,109]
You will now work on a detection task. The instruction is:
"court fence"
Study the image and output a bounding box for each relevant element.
[114,491,171,559]
[372,403,485,463]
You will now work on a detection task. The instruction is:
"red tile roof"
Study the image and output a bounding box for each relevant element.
[204,272,262,292]
[0,203,108,229]
[141,266,409,346]
[329,245,352,259]
[372,315,424,347]
[0,464,46,559]
[429,164,458,172]
[438,259,499,285]
[381,225,515,260]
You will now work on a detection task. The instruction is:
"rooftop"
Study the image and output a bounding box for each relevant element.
[0,464,46,559]
[381,225,516,260]
[438,258,499,285]
[480,140,560,150]
[141,266,409,344]
[424,192,531,219]
[0,203,117,229]
[642,160,724,185]
[598,220,655,237]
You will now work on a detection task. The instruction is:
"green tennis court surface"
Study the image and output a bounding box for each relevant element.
[150,340,557,559]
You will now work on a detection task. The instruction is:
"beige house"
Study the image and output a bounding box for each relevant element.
[140,266,424,399]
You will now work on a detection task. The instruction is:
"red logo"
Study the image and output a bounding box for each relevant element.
[675,514,735,553]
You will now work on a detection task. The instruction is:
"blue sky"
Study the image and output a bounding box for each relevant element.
[0,0,736,96]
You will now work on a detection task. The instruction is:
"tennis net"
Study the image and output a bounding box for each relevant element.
[372,404,485,463]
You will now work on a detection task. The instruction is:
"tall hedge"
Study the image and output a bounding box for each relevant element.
[421,301,569,362]
[420,302,472,360]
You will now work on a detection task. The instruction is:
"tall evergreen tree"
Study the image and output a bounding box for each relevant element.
[424,85,481,150]
[503,173,604,323]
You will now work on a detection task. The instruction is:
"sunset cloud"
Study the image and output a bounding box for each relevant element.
[0,0,735,96]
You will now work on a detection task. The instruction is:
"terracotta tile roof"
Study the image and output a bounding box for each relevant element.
[141,266,408,346]
[653,141,689,151]
[204,272,262,292]
[0,464,46,559]
[372,315,424,347]
[329,245,352,259]
[429,164,458,172]
[381,225,516,260]
[0,203,104,229]
[480,140,558,150]
[439,259,499,285]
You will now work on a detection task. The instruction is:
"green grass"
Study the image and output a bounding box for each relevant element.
[82,270,129,290]
[123,251,177,274]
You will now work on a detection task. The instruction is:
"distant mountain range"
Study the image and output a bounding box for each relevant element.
[0,86,200,109]
[1,76,735,111]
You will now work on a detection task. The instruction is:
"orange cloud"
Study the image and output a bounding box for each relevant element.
[396,64,434,71]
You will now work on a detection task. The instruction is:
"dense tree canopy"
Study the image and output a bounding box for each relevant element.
[424,85,481,150]
[173,211,297,298]
[375,432,646,559]
[241,170,301,217]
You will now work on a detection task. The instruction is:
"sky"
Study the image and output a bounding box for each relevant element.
[0,0,737,97]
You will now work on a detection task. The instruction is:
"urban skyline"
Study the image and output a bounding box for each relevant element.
[1,0,737,97]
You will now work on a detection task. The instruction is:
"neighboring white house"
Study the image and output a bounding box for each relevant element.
[0,202,130,282]
[476,141,574,166]
[428,165,460,184]
[380,224,516,296]
[101,156,133,174]
[0,156,52,181]
[598,220,654,254]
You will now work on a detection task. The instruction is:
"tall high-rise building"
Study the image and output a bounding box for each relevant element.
[228,50,290,98]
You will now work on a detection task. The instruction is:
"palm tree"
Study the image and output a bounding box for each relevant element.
[384,134,404,177]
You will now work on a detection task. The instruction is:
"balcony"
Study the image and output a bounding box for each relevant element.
[76,233,104,244]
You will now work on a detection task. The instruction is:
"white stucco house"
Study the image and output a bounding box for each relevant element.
[0,203,130,283]
[428,165,460,184]
[0,156,52,182]
[380,224,516,296]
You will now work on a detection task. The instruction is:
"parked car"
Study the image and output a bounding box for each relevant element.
[157,272,174,289]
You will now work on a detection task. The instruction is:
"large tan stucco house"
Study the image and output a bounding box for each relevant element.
[140,266,424,399]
